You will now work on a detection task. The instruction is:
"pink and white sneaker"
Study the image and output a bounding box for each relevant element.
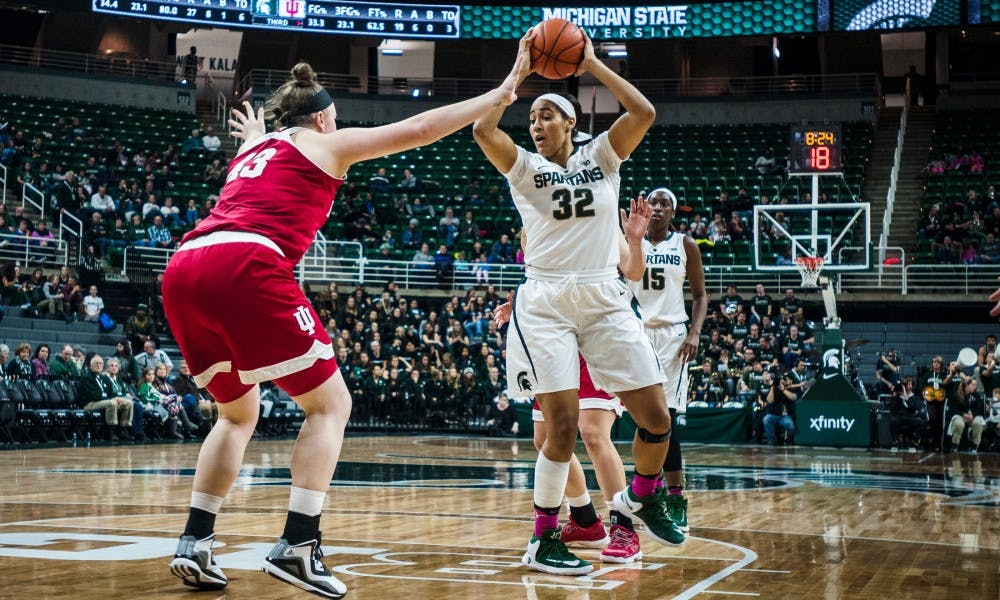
[560,517,610,549]
[600,525,642,564]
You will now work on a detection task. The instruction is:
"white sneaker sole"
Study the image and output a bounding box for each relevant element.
[521,553,594,576]
[564,534,610,549]
[169,557,227,590]
[262,560,347,599]
[600,550,643,564]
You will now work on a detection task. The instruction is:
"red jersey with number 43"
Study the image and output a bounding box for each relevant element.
[182,128,343,263]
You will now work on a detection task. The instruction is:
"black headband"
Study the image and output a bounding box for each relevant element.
[287,88,333,118]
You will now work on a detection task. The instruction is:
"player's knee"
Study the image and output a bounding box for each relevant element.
[546,416,578,447]
[637,426,671,444]
[579,421,610,450]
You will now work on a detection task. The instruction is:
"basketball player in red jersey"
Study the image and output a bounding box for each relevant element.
[166,37,533,598]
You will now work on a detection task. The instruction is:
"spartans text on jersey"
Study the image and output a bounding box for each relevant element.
[646,253,681,266]
[533,167,605,189]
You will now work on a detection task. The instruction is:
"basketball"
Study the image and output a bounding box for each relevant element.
[529,18,586,80]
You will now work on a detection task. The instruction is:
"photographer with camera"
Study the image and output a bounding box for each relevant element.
[763,370,796,446]
[785,359,812,400]
[887,376,926,450]
[875,350,902,398]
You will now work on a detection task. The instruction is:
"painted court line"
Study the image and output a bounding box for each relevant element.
[671,537,758,600]
[739,568,791,573]
[700,591,760,596]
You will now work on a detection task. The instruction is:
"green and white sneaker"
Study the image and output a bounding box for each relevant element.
[665,493,690,533]
[612,488,686,546]
[522,528,594,576]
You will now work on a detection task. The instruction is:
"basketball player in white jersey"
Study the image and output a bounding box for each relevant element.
[474,32,684,576]
[628,188,708,533]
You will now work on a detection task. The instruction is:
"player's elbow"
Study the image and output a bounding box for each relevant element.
[631,101,656,126]
[472,119,495,142]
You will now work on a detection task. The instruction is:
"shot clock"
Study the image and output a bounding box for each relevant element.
[790,124,842,174]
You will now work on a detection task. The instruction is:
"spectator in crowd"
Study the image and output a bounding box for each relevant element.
[128,213,153,247]
[919,356,948,451]
[719,285,743,323]
[438,207,460,246]
[104,357,145,441]
[29,342,50,379]
[433,244,454,287]
[30,219,55,261]
[402,218,422,250]
[86,213,111,258]
[60,275,83,322]
[172,361,217,428]
[398,168,418,193]
[201,126,222,159]
[887,376,926,449]
[78,354,133,441]
[407,196,434,219]
[779,288,803,322]
[48,344,80,380]
[181,128,202,154]
[6,342,35,379]
[486,392,518,437]
[875,350,902,397]
[763,371,796,445]
[458,210,480,246]
[755,149,776,175]
[90,184,116,219]
[147,215,175,249]
[947,374,986,453]
[135,339,173,374]
[488,233,514,264]
[749,283,772,325]
[37,274,64,317]
[81,285,104,323]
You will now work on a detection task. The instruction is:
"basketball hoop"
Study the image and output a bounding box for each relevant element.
[794,256,825,288]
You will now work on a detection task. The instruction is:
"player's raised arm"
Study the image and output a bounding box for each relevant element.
[575,35,655,160]
[473,29,536,174]
[327,30,533,177]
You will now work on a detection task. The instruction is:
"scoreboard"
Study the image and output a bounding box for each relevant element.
[92,0,461,39]
[790,124,842,174]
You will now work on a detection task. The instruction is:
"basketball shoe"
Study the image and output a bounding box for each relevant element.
[262,532,347,599]
[560,516,610,548]
[169,534,228,590]
[611,488,686,546]
[522,528,594,576]
[600,524,642,563]
[665,494,689,533]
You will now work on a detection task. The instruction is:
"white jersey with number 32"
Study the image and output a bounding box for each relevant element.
[629,234,689,327]
[504,132,624,277]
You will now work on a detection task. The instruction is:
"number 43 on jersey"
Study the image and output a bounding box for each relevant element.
[227,148,276,182]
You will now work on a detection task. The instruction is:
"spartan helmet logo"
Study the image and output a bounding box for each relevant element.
[821,349,841,380]
[517,371,533,392]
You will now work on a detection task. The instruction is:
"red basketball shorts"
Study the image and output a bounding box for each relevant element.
[531,356,620,422]
[162,237,337,403]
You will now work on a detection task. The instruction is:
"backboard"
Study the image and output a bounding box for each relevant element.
[752,202,871,272]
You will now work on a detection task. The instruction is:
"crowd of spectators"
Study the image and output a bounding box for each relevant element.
[0,118,224,265]
[918,184,1000,264]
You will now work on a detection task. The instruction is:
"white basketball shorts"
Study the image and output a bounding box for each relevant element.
[506,276,665,398]
[646,323,690,413]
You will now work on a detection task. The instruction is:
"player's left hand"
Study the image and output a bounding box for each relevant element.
[678,332,700,364]
[621,195,651,245]
[228,101,266,145]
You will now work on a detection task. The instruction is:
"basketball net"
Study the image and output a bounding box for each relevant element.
[794,256,825,288]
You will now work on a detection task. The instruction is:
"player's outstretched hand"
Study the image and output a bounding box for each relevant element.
[621,195,652,245]
[499,28,537,106]
[990,278,1000,318]
[678,332,700,364]
[228,100,266,145]
[494,292,515,327]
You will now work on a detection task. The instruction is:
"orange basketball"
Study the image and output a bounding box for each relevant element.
[529,18,586,80]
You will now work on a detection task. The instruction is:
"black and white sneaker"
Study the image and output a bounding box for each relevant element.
[262,532,347,599]
[169,534,228,590]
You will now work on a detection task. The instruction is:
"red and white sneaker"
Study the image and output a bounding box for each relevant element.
[560,517,609,549]
[600,525,642,564]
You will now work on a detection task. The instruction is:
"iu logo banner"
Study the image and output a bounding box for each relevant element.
[278,0,305,18]
[293,306,316,335]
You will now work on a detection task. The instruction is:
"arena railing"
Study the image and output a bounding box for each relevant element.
[237,70,879,100]
[0,163,7,202]
[21,182,45,222]
[0,44,178,83]
[904,265,1000,295]
[57,209,83,261]
[0,231,68,267]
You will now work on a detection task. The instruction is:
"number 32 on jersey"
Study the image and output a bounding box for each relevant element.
[227,148,276,183]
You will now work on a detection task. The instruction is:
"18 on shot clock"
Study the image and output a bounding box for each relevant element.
[790,124,842,174]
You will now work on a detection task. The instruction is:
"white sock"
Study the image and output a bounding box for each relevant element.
[566,492,592,508]
[289,486,326,516]
[190,491,223,514]
[534,453,571,509]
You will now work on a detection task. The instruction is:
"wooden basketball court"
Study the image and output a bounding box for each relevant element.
[1,436,997,598]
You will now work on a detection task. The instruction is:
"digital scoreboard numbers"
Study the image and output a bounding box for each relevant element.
[790,125,842,174]
[92,0,460,39]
